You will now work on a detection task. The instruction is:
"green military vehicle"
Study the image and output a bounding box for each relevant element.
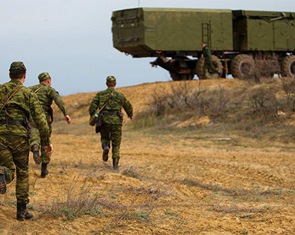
[111,8,295,80]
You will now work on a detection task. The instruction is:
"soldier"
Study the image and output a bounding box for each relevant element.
[89,76,133,169]
[0,61,52,221]
[29,72,71,178]
[202,43,221,78]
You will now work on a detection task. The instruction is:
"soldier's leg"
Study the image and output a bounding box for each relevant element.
[100,124,111,162]
[40,146,51,178]
[40,123,52,164]
[40,147,50,178]
[10,137,33,221]
[110,125,122,169]
[11,137,30,205]
[40,123,52,178]
[40,146,51,164]
[0,139,16,194]
[204,61,211,79]
[208,62,221,76]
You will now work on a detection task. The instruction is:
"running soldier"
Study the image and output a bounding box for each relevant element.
[0,61,52,221]
[89,76,133,169]
[29,72,71,177]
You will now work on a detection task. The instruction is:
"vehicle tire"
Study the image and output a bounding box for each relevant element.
[170,72,193,81]
[195,56,223,79]
[282,55,295,77]
[231,54,256,79]
[181,73,193,80]
[170,72,181,81]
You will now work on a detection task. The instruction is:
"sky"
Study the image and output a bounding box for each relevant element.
[0,0,294,95]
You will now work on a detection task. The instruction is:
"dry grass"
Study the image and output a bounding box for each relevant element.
[131,78,295,142]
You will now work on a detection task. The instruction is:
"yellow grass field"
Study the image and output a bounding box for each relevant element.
[1,79,294,234]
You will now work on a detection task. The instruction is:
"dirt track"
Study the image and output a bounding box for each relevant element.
[1,80,295,234]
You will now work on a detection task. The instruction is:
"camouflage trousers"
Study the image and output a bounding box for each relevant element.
[100,124,122,159]
[0,135,30,204]
[30,118,52,164]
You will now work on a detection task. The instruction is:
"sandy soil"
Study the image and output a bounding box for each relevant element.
[1,80,294,234]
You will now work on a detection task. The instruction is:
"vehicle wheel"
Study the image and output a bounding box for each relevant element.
[170,72,181,81]
[282,55,295,77]
[195,56,223,79]
[180,73,193,80]
[170,72,193,81]
[231,54,256,79]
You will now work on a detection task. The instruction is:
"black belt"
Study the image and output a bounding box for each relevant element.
[102,111,118,115]
[0,119,27,127]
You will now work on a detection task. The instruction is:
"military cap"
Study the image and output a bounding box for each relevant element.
[106,75,116,83]
[38,72,51,82]
[9,61,26,72]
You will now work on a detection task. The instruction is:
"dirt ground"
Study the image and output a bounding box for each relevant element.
[0,80,294,234]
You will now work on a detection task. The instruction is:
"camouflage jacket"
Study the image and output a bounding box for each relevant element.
[29,84,68,116]
[89,87,133,125]
[0,80,50,145]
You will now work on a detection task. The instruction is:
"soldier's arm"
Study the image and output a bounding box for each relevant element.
[50,87,68,116]
[50,88,72,124]
[122,96,133,119]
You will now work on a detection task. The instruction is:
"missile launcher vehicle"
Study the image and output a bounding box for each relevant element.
[112,8,295,80]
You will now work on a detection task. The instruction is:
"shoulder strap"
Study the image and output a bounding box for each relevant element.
[0,85,23,112]
[34,86,42,94]
[96,90,114,114]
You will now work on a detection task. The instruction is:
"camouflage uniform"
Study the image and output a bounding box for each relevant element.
[89,76,133,169]
[0,61,50,220]
[29,73,68,165]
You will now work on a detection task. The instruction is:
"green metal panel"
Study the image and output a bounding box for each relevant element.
[247,19,274,50]
[233,10,295,51]
[112,8,233,57]
[112,8,147,56]
[274,21,295,50]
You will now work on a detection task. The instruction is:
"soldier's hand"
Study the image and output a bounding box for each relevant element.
[32,152,41,165]
[44,144,53,155]
[65,115,72,124]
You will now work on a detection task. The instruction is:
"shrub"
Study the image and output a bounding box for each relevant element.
[42,178,102,220]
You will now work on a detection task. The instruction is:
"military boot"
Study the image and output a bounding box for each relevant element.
[41,163,48,178]
[31,145,41,165]
[112,158,119,170]
[0,166,7,194]
[102,144,109,162]
[17,202,33,221]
